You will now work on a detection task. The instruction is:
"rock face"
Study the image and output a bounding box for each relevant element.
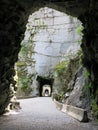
[16,7,80,97]
[66,67,91,109]
[53,53,80,95]
[53,52,91,109]
[24,7,80,78]
[0,0,98,118]
[31,7,80,77]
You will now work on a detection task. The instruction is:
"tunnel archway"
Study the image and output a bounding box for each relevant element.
[36,76,54,97]
[0,0,98,117]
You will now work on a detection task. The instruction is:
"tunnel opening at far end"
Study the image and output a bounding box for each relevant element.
[36,76,54,97]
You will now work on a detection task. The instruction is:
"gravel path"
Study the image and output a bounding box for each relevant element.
[0,97,98,130]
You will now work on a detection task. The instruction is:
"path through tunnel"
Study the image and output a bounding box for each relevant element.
[0,0,98,121]
[36,76,54,97]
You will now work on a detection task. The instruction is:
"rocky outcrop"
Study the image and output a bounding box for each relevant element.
[66,67,91,109]
[53,53,80,95]
[53,51,91,110]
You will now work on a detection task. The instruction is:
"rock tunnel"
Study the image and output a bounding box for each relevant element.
[0,0,98,115]
[36,76,54,97]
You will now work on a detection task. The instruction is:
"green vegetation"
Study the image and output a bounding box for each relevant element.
[17,61,26,66]
[20,77,30,90]
[84,69,90,78]
[81,70,91,98]
[76,25,83,36]
[76,25,83,45]
[54,60,69,76]
[83,68,98,121]
[91,89,98,121]
[91,98,98,121]
[18,74,34,91]
[21,43,28,57]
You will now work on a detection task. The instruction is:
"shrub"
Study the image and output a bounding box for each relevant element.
[20,77,30,90]
[91,99,98,121]
[54,60,68,76]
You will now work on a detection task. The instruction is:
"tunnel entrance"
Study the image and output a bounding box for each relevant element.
[0,0,98,122]
[36,76,54,97]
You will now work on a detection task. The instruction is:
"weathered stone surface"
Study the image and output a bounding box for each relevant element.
[66,67,91,109]
[25,8,81,78]
[53,52,91,110]
[53,52,80,95]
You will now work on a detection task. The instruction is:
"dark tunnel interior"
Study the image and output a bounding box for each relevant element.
[36,76,54,96]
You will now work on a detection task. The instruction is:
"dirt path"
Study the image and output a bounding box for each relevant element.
[0,97,98,130]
